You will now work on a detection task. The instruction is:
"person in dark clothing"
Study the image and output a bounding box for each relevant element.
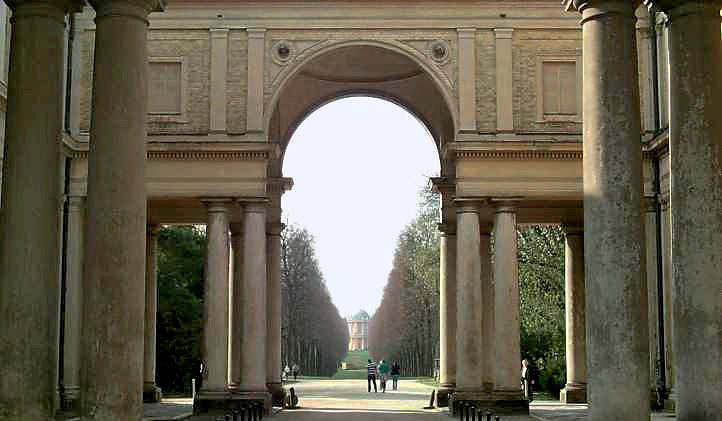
[390,361,401,390]
[366,359,378,393]
[521,359,534,401]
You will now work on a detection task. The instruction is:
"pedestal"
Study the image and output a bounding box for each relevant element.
[560,383,587,404]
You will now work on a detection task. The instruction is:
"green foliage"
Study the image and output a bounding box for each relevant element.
[281,225,349,377]
[343,350,371,369]
[518,225,567,396]
[156,226,205,394]
[370,188,440,377]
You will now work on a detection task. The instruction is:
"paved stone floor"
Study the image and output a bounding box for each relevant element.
[143,379,678,421]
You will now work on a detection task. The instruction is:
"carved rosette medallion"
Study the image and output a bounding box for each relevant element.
[429,40,451,65]
[271,40,295,65]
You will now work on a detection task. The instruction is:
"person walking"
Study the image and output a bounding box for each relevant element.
[378,360,390,393]
[390,361,401,391]
[366,359,378,393]
[292,363,300,381]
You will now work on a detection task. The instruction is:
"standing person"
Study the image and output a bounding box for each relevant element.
[378,360,390,393]
[292,363,300,381]
[366,359,378,393]
[390,361,401,391]
[283,364,290,381]
[521,359,534,401]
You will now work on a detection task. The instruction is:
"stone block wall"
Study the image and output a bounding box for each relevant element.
[148,30,211,135]
[227,30,249,135]
[476,29,497,133]
[512,29,582,134]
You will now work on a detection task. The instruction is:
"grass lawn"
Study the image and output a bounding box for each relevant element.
[342,350,371,370]
[331,369,367,380]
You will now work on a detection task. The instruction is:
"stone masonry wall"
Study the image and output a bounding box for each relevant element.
[148,30,211,135]
[227,30,248,134]
[513,29,582,134]
[476,29,497,133]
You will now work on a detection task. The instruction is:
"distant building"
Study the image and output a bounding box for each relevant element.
[347,310,370,351]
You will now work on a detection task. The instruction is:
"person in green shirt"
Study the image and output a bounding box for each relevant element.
[378,360,390,393]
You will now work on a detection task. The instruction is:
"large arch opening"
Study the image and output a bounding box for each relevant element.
[267,43,456,176]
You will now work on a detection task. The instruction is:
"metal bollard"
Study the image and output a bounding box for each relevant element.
[470,406,476,421]
[486,410,492,421]
[495,417,500,421]
[191,379,196,400]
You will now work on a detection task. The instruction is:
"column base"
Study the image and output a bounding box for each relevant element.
[267,382,286,407]
[450,390,529,416]
[143,383,163,403]
[57,387,81,418]
[560,383,587,404]
[436,384,455,407]
[194,390,271,417]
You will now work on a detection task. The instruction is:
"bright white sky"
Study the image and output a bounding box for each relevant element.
[282,97,440,318]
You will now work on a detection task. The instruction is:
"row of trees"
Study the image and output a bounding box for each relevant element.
[154,224,349,393]
[369,189,441,377]
[368,189,567,393]
[281,225,349,377]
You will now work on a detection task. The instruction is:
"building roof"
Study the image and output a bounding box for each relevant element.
[350,310,370,321]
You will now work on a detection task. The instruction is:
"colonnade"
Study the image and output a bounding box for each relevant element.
[438,1,721,420]
[194,199,280,414]
[440,200,587,414]
[0,0,719,420]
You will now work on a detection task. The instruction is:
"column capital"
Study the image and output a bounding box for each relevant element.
[238,198,268,214]
[88,0,165,19]
[203,198,233,214]
[267,222,285,236]
[491,197,522,213]
[4,0,84,13]
[454,198,483,214]
[437,223,457,236]
[563,0,641,21]
[494,28,514,39]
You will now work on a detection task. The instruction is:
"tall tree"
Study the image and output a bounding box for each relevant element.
[281,225,349,377]
[370,188,440,377]
[156,226,206,393]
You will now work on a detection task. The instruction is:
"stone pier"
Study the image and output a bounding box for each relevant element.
[658,1,722,419]
[569,1,650,420]
[560,228,586,404]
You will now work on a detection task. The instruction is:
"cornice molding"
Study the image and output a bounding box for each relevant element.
[267,177,294,193]
[70,150,274,161]
[444,142,583,161]
[455,150,582,160]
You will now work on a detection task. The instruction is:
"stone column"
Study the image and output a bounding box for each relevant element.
[199,200,231,398]
[658,1,722,418]
[238,200,270,405]
[492,202,526,412]
[144,224,162,403]
[266,222,284,403]
[454,200,483,393]
[438,223,457,404]
[479,221,495,392]
[567,2,650,419]
[229,223,243,389]
[560,228,587,404]
[62,196,86,413]
[0,1,72,418]
[81,2,164,419]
